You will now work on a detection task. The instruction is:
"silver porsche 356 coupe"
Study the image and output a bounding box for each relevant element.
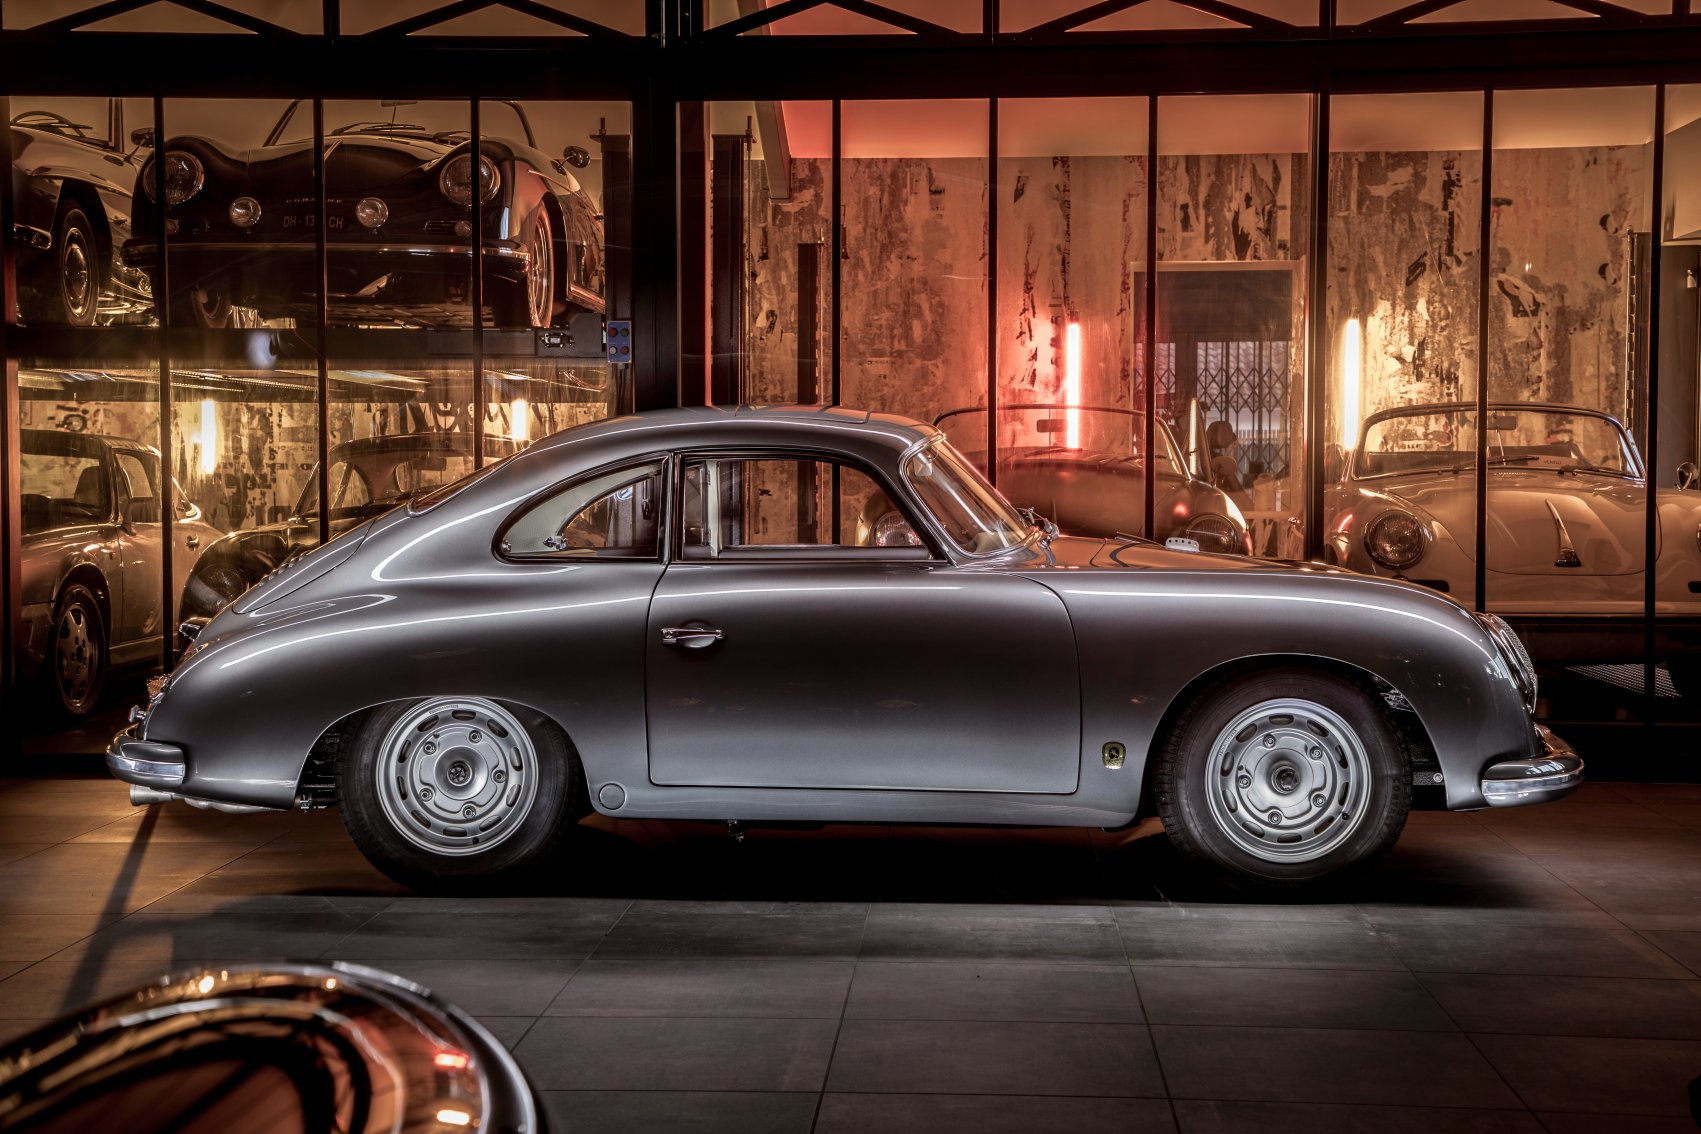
[108,406,1580,893]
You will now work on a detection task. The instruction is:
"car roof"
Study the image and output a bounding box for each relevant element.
[21,428,157,456]
[525,404,936,462]
[328,432,523,459]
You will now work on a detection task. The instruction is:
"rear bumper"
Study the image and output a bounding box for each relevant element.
[1480,725,1584,808]
[106,724,187,789]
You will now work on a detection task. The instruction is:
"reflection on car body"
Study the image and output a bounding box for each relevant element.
[181,431,524,620]
[121,99,604,329]
[113,406,1579,895]
[8,99,152,326]
[1326,402,1701,694]
[19,429,220,717]
[0,961,544,1134]
[933,405,1252,555]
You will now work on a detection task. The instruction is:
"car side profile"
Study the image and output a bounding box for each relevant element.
[109,406,1580,893]
[20,429,221,717]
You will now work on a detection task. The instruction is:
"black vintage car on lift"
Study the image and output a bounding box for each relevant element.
[7,98,153,326]
[121,99,605,330]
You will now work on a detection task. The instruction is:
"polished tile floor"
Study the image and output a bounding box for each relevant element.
[1,774,1699,1132]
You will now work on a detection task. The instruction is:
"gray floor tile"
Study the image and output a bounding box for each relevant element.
[816,1093,1178,1133]
[1171,1100,1543,1132]
[541,1091,820,1134]
[1152,1025,1520,1108]
[1379,922,1694,978]
[860,909,1125,964]
[1420,973,1701,1038]
[1642,930,1701,976]
[333,906,626,960]
[1111,901,1365,924]
[58,907,378,966]
[825,1019,1164,1097]
[1472,1034,1701,1116]
[1135,965,1455,1031]
[1119,916,1403,970]
[845,960,1143,1023]
[0,955,223,1018]
[1533,1114,1701,1133]
[374,958,582,1016]
[547,958,852,1018]
[593,910,867,960]
[515,1016,838,1091]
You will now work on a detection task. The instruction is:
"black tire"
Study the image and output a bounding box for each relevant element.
[22,204,101,327]
[490,207,554,329]
[339,696,583,892]
[48,583,108,719]
[1154,668,1410,893]
[165,282,233,329]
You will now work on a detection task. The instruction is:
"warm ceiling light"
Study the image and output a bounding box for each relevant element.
[199,399,218,474]
[510,397,529,443]
[1064,322,1083,450]
[1341,318,1362,452]
[435,1108,472,1127]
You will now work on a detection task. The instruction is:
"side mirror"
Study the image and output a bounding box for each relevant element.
[130,126,154,148]
[562,145,590,169]
[176,498,202,522]
[1678,461,1700,491]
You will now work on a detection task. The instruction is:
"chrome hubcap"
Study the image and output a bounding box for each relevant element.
[63,237,92,317]
[54,604,96,706]
[375,697,538,857]
[1204,697,1372,863]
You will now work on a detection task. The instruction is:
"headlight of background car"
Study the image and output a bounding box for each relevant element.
[1365,511,1428,569]
[438,153,501,207]
[1476,612,1538,712]
[139,150,205,206]
[1184,513,1242,555]
[872,511,921,547]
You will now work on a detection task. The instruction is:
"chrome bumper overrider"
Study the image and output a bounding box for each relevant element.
[107,725,187,788]
[1480,726,1584,808]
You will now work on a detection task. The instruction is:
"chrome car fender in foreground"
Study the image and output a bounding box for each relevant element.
[110,406,1579,893]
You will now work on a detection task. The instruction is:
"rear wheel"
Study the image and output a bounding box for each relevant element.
[340,696,581,891]
[166,283,233,329]
[1154,669,1410,892]
[490,207,554,328]
[49,583,107,718]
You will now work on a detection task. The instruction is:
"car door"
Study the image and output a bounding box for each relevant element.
[110,449,163,646]
[645,453,1082,795]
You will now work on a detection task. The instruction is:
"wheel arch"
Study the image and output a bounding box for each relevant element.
[58,563,112,630]
[1135,653,1437,819]
[53,180,111,261]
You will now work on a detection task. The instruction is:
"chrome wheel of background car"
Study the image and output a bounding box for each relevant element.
[1201,697,1372,863]
[55,207,99,327]
[166,283,233,329]
[525,210,554,328]
[50,584,106,717]
[373,696,542,857]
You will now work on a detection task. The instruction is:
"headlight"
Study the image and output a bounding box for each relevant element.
[438,153,500,207]
[140,150,205,206]
[872,511,921,547]
[228,196,261,228]
[1477,612,1538,712]
[1365,512,1428,569]
[355,197,389,229]
[1184,513,1243,555]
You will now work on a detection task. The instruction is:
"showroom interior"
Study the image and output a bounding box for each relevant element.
[2,0,1701,1130]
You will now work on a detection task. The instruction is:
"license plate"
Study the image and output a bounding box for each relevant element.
[282,214,348,230]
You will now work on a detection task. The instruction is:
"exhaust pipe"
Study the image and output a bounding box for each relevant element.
[129,784,277,815]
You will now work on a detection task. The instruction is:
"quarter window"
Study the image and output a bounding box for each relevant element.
[503,460,664,558]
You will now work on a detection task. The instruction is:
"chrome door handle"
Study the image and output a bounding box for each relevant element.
[186,536,200,549]
[660,626,724,649]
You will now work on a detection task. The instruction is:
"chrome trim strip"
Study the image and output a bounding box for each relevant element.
[127,241,527,259]
[1545,500,1583,568]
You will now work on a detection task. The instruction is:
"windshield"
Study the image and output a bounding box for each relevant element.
[269,99,531,146]
[905,440,1033,555]
[936,406,1185,475]
[1354,407,1641,480]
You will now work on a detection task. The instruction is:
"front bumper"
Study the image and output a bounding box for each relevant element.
[1480,725,1584,808]
[106,724,187,789]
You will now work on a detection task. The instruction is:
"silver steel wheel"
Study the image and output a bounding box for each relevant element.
[54,603,97,710]
[1203,697,1373,863]
[373,697,541,858]
[525,212,553,328]
[61,229,95,324]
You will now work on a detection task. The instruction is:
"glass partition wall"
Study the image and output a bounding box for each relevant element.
[6,95,627,739]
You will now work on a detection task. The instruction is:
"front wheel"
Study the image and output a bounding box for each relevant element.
[490,207,554,329]
[1154,670,1410,892]
[21,204,101,327]
[340,696,581,891]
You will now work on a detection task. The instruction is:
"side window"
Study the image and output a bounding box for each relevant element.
[503,460,664,558]
[114,451,160,524]
[681,457,923,558]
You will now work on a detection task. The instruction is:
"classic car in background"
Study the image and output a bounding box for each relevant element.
[20,429,221,717]
[0,961,545,1133]
[1327,402,1701,693]
[8,100,153,326]
[113,406,1577,895]
[931,404,1253,555]
[122,99,604,329]
[181,431,524,619]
